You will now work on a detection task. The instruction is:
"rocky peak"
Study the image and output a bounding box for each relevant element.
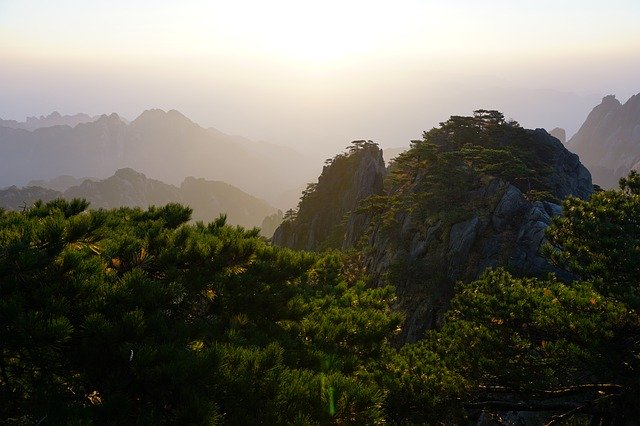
[166,109,195,125]
[363,115,594,342]
[282,112,593,343]
[134,108,167,122]
[113,167,146,181]
[131,109,193,127]
[601,94,621,108]
[3,112,97,131]
[567,92,640,188]
[272,141,386,251]
[529,128,593,200]
[92,113,125,127]
[549,127,566,144]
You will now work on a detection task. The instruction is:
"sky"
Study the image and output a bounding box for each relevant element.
[1,0,640,155]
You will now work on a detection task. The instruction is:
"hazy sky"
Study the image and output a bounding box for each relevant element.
[1,0,639,155]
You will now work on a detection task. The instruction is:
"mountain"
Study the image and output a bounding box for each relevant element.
[0,185,61,211]
[64,168,182,209]
[0,109,318,207]
[549,127,566,144]
[179,176,277,229]
[0,168,279,233]
[273,141,386,251]
[273,111,593,342]
[27,175,97,192]
[566,93,640,188]
[0,111,98,131]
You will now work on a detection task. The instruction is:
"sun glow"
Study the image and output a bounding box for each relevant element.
[203,1,420,67]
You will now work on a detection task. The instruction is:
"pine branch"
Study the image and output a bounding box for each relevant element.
[465,400,581,412]
[544,393,618,426]
[477,383,624,397]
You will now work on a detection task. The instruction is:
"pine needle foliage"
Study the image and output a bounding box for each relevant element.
[0,199,401,424]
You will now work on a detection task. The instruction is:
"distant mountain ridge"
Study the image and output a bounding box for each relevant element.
[567,93,640,188]
[0,109,318,209]
[28,175,97,192]
[0,111,99,131]
[0,168,279,234]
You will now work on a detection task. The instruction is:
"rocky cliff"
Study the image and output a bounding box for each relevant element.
[567,93,640,188]
[272,141,386,251]
[368,113,593,341]
[272,111,594,342]
[370,114,593,341]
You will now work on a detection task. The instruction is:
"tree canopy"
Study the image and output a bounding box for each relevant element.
[0,199,401,424]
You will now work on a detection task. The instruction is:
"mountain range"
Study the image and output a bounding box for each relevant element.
[0,109,318,210]
[0,111,99,131]
[0,168,280,236]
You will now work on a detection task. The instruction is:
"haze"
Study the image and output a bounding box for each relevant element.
[2,0,640,156]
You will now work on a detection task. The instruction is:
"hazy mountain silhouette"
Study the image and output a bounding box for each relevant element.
[567,93,640,188]
[0,185,61,211]
[1,168,278,233]
[27,175,97,192]
[0,111,99,131]
[549,127,566,144]
[0,109,318,208]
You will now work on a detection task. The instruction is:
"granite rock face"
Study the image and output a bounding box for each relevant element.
[529,128,593,200]
[275,117,594,343]
[361,127,593,342]
[364,176,583,342]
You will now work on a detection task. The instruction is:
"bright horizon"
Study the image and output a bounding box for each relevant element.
[1,0,639,155]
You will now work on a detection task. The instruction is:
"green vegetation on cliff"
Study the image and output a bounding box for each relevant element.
[380,110,571,229]
[273,140,385,251]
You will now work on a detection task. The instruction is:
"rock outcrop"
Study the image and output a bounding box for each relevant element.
[272,141,386,251]
[567,93,640,188]
[363,117,593,342]
[365,177,585,342]
[529,128,593,200]
[276,112,594,343]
